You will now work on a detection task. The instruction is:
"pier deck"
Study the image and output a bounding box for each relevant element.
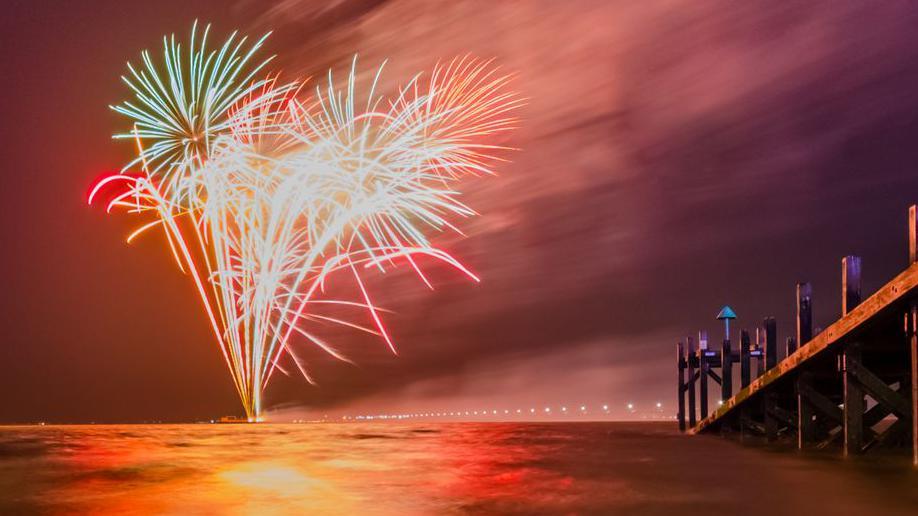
[678,206,918,464]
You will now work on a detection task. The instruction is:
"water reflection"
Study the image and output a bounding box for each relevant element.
[0,423,914,514]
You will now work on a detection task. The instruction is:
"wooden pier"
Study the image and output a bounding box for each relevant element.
[677,206,918,465]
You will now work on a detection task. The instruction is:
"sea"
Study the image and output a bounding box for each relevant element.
[0,422,915,514]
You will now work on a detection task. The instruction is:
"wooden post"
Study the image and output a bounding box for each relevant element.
[797,372,815,449]
[909,204,917,265]
[797,282,813,346]
[764,317,777,370]
[843,342,864,456]
[909,205,917,465]
[687,336,697,428]
[910,303,918,466]
[842,256,862,315]
[786,336,797,357]
[740,330,751,388]
[721,338,732,402]
[677,341,686,432]
[698,332,709,420]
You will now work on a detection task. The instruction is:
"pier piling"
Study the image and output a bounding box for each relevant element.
[764,317,777,370]
[721,338,732,402]
[740,330,751,389]
[796,282,813,347]
[687,336,697,428]
[677,341,686,432]
[699,331,710,419]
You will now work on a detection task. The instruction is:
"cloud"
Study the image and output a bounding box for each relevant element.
[222,0,918,412]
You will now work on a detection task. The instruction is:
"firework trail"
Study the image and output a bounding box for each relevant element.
[89,22,521,420]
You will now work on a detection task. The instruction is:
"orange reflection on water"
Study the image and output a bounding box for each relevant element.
[3,423,585,514]
[4,422,911,514]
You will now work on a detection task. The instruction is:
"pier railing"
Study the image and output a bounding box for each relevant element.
[677,205,918,466]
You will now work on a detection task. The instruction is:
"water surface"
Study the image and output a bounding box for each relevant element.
[0,422,914,514]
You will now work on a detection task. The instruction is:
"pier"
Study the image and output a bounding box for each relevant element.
[677,206,918,465]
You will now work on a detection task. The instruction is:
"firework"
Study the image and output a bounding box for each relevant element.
[89,23,521,420]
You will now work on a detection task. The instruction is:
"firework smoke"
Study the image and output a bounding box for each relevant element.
[88,22,521,420]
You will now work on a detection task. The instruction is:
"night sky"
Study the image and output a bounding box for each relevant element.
[4,1,918,423]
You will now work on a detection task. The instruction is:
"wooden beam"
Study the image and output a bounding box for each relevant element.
[764,391,778,442]
[769,404,798,429]
[842,256,862,315]
[866,418,909,451]
[800,382,845,449]
[797,282,814,346]
[816,427,843,450]
[843,343,865,456]
[707,369,722,385]
[848,360,910,419]
[798,378,844,425]
[797,372,816,449]
[739,413,766,436]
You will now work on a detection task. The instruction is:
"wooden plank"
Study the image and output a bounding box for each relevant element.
[691,261,918,434]
[842,256,862,315]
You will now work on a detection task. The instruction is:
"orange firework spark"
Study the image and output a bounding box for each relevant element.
[89,22,522,420]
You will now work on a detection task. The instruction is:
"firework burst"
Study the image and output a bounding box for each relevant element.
[89,23,521,420]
